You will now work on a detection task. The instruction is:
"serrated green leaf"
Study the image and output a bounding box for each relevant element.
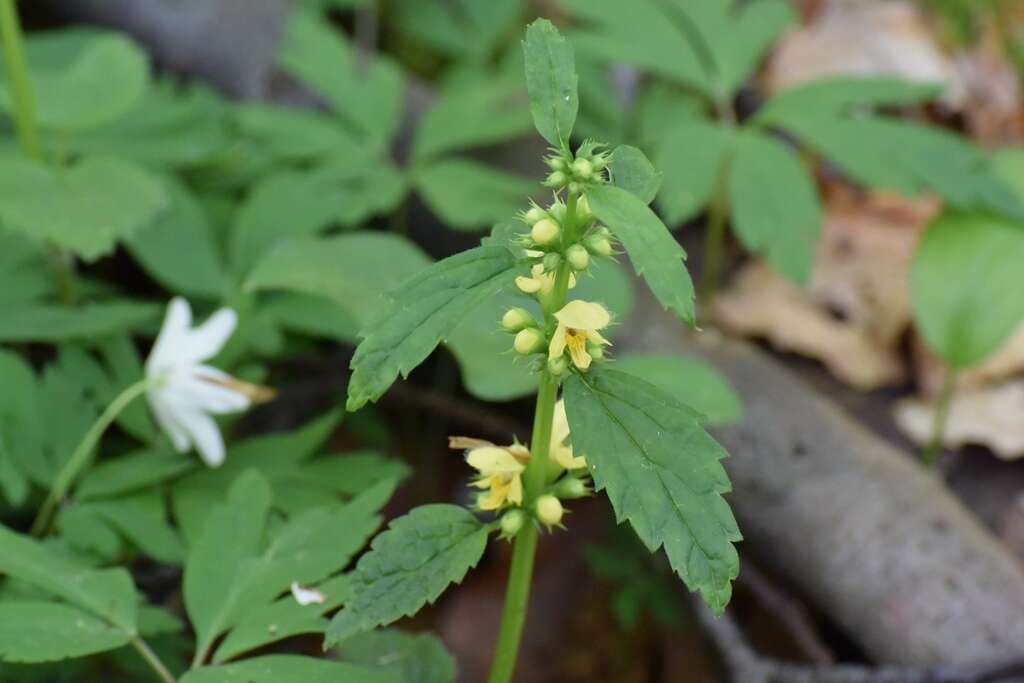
[523,19,578,147]
[0,524,138,633]
[181,656,399,683]
[609,145,661,204]
[393,0,522,61]
[413,158,535,231]
[654,121,732,226]
[245,233,430,328]
[563,368,740,613]
[615,353,742,426]
[337,629,457,683]
[0,155,167,260]
[1,35,148,132]
[587,184,694,323]
[911,210,1024,369]
[346,246,523,411]
[0,602,131,663]
[326,505,489,645]
[0,301,159,343]
[729,131,822,283]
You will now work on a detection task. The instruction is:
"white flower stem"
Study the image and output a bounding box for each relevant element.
[31,378,155,537]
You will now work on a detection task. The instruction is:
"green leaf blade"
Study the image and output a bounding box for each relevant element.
[523,19,578,147]
[0,602,132,663]
[181,655,400,683]
[609,145,662,205]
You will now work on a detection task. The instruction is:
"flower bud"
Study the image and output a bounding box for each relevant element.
[501,307,535,332]
[543,252,562,272]
[555,477,590,499]
[588,344,606,362]
[546,156,566,171]
[546,171,567,187]
[500,509,526,539]
[548,201,567,223]
[524,205,547,225]
[513,328,544,355]
[572,158,593,179]
[568,181,583,195]
[531,218,560,246]
[586,235,613,257]
[591,153,610,170]
[566,244,590,271]
[547,355,569,377]
[535,494,564,527]
[576,195,592,223]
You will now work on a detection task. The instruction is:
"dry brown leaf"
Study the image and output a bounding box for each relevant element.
[713,192,938,389]
[894,380,1024,459]
[766,0,967,107]
[953,18,1024,145]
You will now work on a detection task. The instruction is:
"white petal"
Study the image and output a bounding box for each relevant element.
[290,582,326,606]
[146,298,193,375]
[148,391,192,453]
[180,308,238,364]
[169,368,251,414]
[179,409,227,467]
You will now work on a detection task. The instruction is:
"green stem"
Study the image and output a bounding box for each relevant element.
[131,637,177,683]
[487,192,578,683]
[31,378,153,537]
[923,370,957,471]
[698,98,736,303]
[0,0,42,160]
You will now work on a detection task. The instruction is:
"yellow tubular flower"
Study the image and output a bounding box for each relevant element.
[549,300,611,370]
[515,264,577,297]
[465,444,528,511]
[550,400,585,470]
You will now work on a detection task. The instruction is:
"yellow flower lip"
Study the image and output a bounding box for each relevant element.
[554,300,610,330]
[548,300,612,370]
[452,438,529,511]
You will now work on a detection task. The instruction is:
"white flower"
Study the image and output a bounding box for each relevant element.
[146,298,261,468]
[290,581,327,606]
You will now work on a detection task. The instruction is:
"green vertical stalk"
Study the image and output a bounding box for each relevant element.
[0,0,42,160]
[923,370,957,470]
[130,637,178,683]
[486,192,578,683]
[698,97,736,303]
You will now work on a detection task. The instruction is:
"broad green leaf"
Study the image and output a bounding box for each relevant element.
[412,76,531,161]
[0,602,131,663]
[346,245,523,410]
[1,35,148,132]
[326,505,489,644]
[393,0,522,61]
[127,176,229,299]
[185,471,273,655]
[235,104,366,163]
[729,131,822,283]
[609,145,661,205]
[523,19,578,147]
[754,78,945,125]
[69,494,186,565]
[911,210,1024,369]
[279,10,403,149]
[615,354,742,426]
[0,524,138,633]
[991,147,1024,199]
[654,121,733,225]
[337,629,457,683]
[634,83,706,150]
[181,656,399,683]
[0,232,52,307]
[0,350,42,506]
[0,156,168,260]
[587,185,695,324]
[0,301,159,343]
[245,233,431,328]
[261,292,361,344]
[413,158,535,230]
[563,368,741,613]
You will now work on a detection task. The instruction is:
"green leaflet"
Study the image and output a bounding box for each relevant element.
[609,145,662,204]
[753,77,944,124]
[911,210,1024,369]
[0,524,138,634]
[392,0,522,61]
[654,120,733,225]
[615,353,743,426]
[326,505,490,645]
[0,602,131,663]
[523,19,578,147]
[181,655,399,683]
[412,158,536,231]
[563,368,741,614]
[729,130,822,283]
[0,301,159,343]
[346,245,523,411]
[337,629,457,683]
[587,184,695,324]
[0,156,168,261]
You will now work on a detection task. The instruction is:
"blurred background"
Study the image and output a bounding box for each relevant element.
[5,0,1024,680]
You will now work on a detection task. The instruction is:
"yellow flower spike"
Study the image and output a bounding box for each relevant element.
[549,300,612,370]
[463,444,528,511]
[550,399,586,470]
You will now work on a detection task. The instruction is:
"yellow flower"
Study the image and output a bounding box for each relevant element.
[450,437,529,511]
[549,300,611,370]
[515,263,577,296]
[550,400,585,470]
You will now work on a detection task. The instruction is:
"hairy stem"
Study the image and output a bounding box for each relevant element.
[131,637,178,683]
[31,378,153,536]
[923,370,957,470]
[487,191,578,683]
[0,0,42,160]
